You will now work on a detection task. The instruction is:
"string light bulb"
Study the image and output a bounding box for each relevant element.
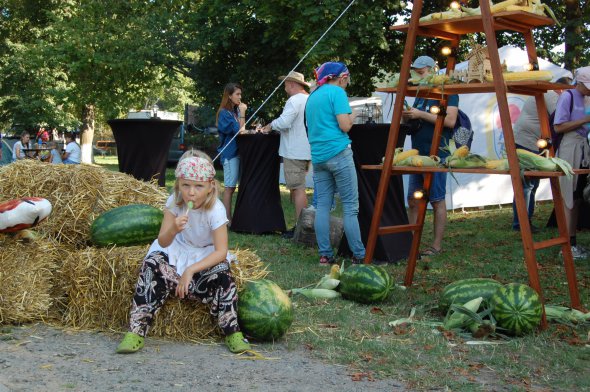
[524,62,539,71]
[413,190,425,200]
[430,105,441,115]
[536,138,549,149]
[441,46,453,56]
[449,1,461,10]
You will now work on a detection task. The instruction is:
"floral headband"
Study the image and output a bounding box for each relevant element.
[175,157,215,182]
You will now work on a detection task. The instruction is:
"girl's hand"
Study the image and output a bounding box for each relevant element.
[174,214,189,232]
[239,102,247,115]
[176,270,194,299]
[402,108,421,121]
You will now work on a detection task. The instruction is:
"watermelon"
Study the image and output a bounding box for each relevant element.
[439,278,503,313]
[338,264,393,304]
[490,283,543,336]
[238,279,293,341]
[90,204,163,247]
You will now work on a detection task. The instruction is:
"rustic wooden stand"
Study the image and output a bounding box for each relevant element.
[363,1,585,326]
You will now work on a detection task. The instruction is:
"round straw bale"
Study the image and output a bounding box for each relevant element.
[0,161,167,249]
[0,235,61,324]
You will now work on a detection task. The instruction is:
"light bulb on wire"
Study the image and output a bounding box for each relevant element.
[450,1,461,10]
[430,105,441,115]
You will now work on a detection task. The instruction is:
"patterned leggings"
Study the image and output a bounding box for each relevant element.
[128,251,240,337]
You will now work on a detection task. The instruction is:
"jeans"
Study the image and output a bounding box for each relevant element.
[512,177,539,229]
[313,147,365,259]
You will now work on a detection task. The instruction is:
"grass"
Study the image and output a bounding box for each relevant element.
[96,156,590,391]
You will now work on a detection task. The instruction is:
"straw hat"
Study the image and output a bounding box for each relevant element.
[279,71,310,88]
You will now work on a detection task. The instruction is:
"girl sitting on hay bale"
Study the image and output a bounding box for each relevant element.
[116,153,251,354]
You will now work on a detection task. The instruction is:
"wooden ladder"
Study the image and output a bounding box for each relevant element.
[363,0,584,326]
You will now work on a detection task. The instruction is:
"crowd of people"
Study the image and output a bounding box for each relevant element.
[6,128,80,165]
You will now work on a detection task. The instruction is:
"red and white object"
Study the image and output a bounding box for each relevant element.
[0,197,52,233]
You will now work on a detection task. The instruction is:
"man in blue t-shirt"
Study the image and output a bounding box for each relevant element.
[402,55,459,257]
[305,61,365,266]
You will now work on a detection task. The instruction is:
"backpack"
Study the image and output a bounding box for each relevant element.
[549,90,573,152]
[452,109,474,149]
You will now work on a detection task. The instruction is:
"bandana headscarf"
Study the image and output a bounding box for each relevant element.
[314,62,350,87]
[175,157,215,182]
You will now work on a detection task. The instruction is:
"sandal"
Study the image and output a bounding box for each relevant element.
[116,332,144,354]
[225,332,251,353]
[419,246,443,257]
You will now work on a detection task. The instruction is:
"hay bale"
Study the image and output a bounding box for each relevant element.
[60,246,268,341]
[0,235,61,324]
[0,160,168,249]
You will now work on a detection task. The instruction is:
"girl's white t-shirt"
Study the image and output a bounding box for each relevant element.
[147,195,229,275]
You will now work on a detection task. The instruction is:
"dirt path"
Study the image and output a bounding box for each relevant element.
[0,324,406,392]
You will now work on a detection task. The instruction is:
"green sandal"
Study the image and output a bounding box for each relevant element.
[225,332,251,353]
[116,332,144,354]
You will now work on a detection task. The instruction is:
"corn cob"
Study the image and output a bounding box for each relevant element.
[443,297,484,330]
[484,70,553,82]
[315,276,340,290]
[397,155,440,167]
[446,154,488,168]
[505,5,538,13]
[490,0,522,13]
[451,145,470,160]
[393,148,419,164]
[290,288,341,299]
[461,6,481,15]
[485,159,510,170]
[517,148,558,171]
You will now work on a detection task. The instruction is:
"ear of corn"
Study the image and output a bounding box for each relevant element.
[397,155,440,167]
[290,288,341,299]
[516,149,574,178]
[485,159,510,170]
[446,154,488,168]
[443,297,484,330]
[393,148,419,164]
[451,145,470,160]
[315,277,340,290]
[490,0,521,13]
[485,70,553,82]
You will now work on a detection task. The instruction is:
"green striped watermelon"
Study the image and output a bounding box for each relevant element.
[439,278,503,313]
[490,283,542,336]
[338,264,393,304]
[90,204,163,247]
[238,279,293,341]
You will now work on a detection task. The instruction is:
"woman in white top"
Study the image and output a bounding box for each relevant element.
[12,131,30,161]
[61,132,81,164]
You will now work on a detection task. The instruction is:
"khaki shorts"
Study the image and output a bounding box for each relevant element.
[283,158,309,190]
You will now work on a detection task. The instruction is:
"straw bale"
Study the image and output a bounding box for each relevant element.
[60,246,268,341]
[0,160,167,249]
[0,235,61,324]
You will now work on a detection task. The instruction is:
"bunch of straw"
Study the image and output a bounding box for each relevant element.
[0,160,167,249]
[0,236,61,324]
[60,246,268,341]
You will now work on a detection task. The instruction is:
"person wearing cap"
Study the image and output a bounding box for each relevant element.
[117,152,251,355]
[304,61,365,266]
[402,55,459,257]
[553,66,590,260]
[511,76,573,234]
[262,71,311,238]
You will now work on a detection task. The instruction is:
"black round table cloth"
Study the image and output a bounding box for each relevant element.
[338,123,412,263]
[231,133,286,234]
[108,119,182,187]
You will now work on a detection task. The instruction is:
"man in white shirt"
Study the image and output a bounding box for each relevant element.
[262,71,311,238]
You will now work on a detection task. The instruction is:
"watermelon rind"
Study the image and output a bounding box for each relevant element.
[90,204,163,247]
[490,283,543,336]
[439,278,503,314]
[237,279,294,341]
[338,264,393,304]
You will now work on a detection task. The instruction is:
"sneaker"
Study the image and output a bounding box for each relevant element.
[559,245,589,260]
[282,226,296,239]
[319,255,336,265]
[351,256,364,265]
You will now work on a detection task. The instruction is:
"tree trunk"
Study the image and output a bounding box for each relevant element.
[80,104,95,164]
[564,0,582,70]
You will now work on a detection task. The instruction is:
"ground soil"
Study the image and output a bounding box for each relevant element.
[0,324,407,392]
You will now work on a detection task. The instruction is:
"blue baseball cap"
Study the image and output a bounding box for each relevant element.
[411,56,436,69]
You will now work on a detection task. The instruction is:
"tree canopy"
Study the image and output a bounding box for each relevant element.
[0,0,588,135]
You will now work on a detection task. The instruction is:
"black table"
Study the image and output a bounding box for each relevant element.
[231,133,286,234]
[108,119,182,187]
[338,123,412,263]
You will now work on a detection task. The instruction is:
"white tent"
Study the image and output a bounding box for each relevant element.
[378,45,573,210]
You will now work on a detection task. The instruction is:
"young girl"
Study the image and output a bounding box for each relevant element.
[216,83,247,222]
[61,132,81,164]
[48,141,63,164]
[116,155,250,354]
